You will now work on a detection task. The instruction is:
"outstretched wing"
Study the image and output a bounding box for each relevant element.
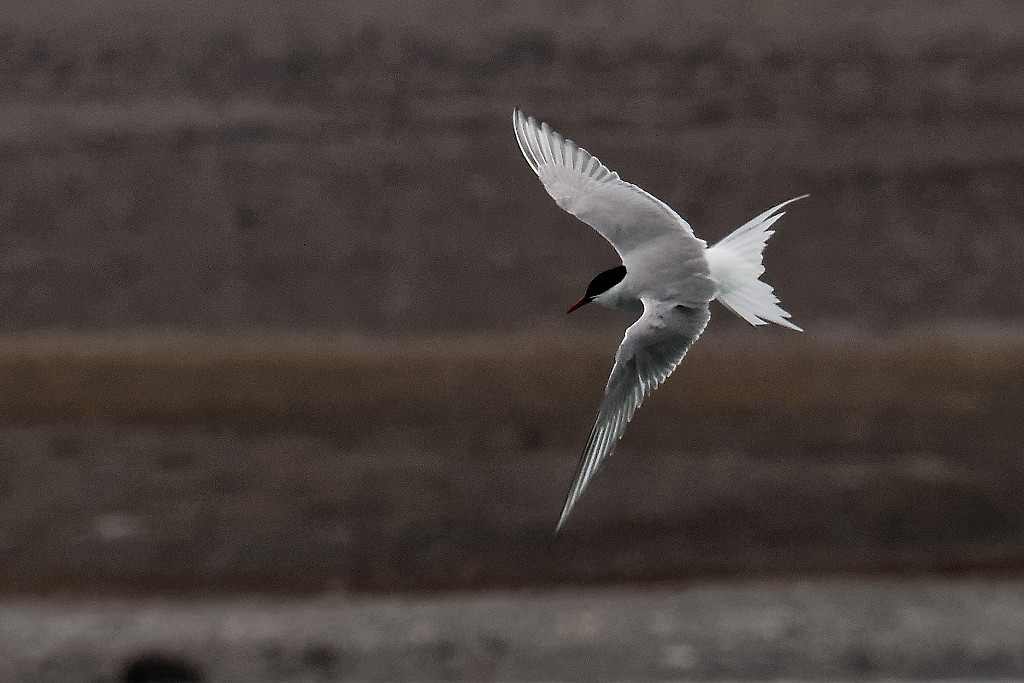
[556,300,711,532]
[513,108,705,258]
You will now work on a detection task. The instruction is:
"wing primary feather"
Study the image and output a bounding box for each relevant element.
[554,304,711,532]
[539,121,554,165]
[538,124,553,166]
[512,109,711,257]
[528,122,543,165]
[514,110,540,174]
[532,121,544,163]
[546,121,560,165]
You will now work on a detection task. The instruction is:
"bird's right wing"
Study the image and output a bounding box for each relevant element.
[513,108,705,258]
[556,300,711,532]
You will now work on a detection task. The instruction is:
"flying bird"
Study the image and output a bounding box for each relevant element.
[512,108,805,532]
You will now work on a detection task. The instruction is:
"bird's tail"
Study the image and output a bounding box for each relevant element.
[704,195,807,331]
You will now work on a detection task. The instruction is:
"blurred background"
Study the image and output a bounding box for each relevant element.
[2,0,1024,680]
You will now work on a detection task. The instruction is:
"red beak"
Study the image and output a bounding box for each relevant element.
[566,297,592,314]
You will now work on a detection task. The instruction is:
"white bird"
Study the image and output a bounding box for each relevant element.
[512,109,806,532]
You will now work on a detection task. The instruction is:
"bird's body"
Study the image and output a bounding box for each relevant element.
[512,109,805,531]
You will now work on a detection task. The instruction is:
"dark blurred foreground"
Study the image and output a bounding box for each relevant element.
[0,332,1021,595]
[5,577,1024,681]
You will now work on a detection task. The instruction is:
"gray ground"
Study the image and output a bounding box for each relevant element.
[5,577,1024,682]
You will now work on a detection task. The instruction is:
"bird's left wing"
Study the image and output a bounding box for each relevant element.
[556,300,711,532]
[513,108,704,259]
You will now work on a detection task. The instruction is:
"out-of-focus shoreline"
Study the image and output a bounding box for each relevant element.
[4,576,1024,681]
[0,329,1018,596]
[0,327,1019,423]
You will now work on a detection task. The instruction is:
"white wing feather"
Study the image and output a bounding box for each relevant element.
[513,109,704,258]
[556,301,711,532]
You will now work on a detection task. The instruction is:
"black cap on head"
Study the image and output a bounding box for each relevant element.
[585,265,627,298]
[568,265,626,314]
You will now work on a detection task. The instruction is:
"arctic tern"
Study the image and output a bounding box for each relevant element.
[512,108,805,532]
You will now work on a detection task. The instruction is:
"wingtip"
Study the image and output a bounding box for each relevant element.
[553,488,581,534]
[554,509,571,535]
[512,107,534,126]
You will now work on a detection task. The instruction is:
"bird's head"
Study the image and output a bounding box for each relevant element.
[567,265,627,313]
